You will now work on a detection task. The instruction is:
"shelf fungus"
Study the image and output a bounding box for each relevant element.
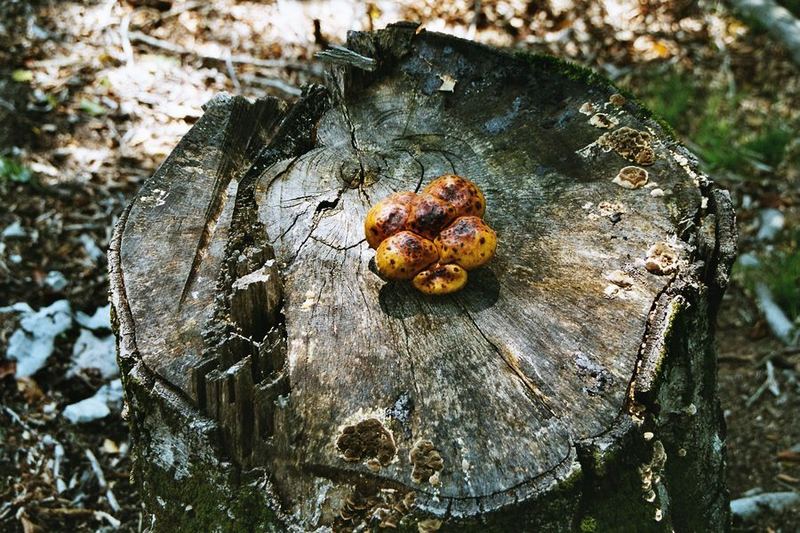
[365,175,497,294]
[613,166,649,189]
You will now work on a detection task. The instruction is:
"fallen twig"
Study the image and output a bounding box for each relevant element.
[316,45,377,71]
[730,491,800,522]
[84,450,121,513]
[238,74,302,97]
[128,31,314,72]
[746,361,780,407]
[729,0,800,66]
[754,282,796,345]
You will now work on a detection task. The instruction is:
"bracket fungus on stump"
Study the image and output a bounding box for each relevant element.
[110,22,736,532]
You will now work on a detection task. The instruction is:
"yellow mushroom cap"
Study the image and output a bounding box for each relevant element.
[364,191,417,249]
[406,193,457,241]
[435,216,497,271]
[412,264,468,295]
[376,231,439,280]
[424,174,486,218]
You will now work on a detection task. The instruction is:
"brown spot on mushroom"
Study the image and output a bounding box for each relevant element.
[336,418,397,466]
[364,191,416,249]
[609,93,627,106]
[376,231,439,280]
[613,166,649,189]
[423,174,487,218]
[436,216,497,270]
[598,127,656,166]
[410,439,444,485]
[412,264,468,295]
[406,193,457,240]
[645,242,679,275]
[589,113,618,129]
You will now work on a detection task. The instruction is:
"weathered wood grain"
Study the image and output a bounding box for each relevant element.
[112,23,735,532]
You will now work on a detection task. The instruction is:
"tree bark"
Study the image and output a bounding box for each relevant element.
[109,23,736,532]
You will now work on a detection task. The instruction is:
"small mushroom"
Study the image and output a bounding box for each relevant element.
[589,113,618,129]
[412,264,468,295]
[364,191,417,249]
[376,231,439,280]
[435,216,497,270]
[423,174,486,218]
[613,166,649,189]
[609,93,627,106]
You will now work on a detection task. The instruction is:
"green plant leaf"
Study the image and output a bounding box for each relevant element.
[0,157,32,183]
[79,98,106,116]
[11,70,34,83]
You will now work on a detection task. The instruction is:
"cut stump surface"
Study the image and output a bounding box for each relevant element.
[110,23,735,532]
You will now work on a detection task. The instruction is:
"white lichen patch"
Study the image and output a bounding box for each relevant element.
[579,102,595,115]
[613,166,649,189]
[603,284,621,299]
[606,270,634,288]
[644,242,679,275]
[670,148,708,188]
[139,188,170,207]
[438,74,456,92]
[586,199,626,221]
[589,113,619,129]
[300,289,317,311]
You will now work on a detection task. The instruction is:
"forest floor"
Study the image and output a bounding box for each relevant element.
[0,1,798,531]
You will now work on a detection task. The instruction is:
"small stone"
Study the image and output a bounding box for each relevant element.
[650,188,665,197]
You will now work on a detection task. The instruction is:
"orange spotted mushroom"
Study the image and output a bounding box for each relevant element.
[364,191,416,249]
[366,175,497,294]
[375,231,439,280]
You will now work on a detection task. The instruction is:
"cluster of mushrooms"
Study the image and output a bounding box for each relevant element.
[364,175,497,295]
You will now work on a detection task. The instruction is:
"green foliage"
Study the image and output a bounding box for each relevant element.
[629,69,795,177]
[742,126,793,168]
[11,69,33,83]
[580,516,598,532]
[0,156,32,183]
[736,238,800,321]
[79,98,106,116]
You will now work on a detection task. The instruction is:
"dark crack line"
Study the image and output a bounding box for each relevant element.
[310,235,366,252]
[623,271,680,413]
[461,306,557,419]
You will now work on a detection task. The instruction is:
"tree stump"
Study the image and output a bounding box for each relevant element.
[109,23,737,532]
